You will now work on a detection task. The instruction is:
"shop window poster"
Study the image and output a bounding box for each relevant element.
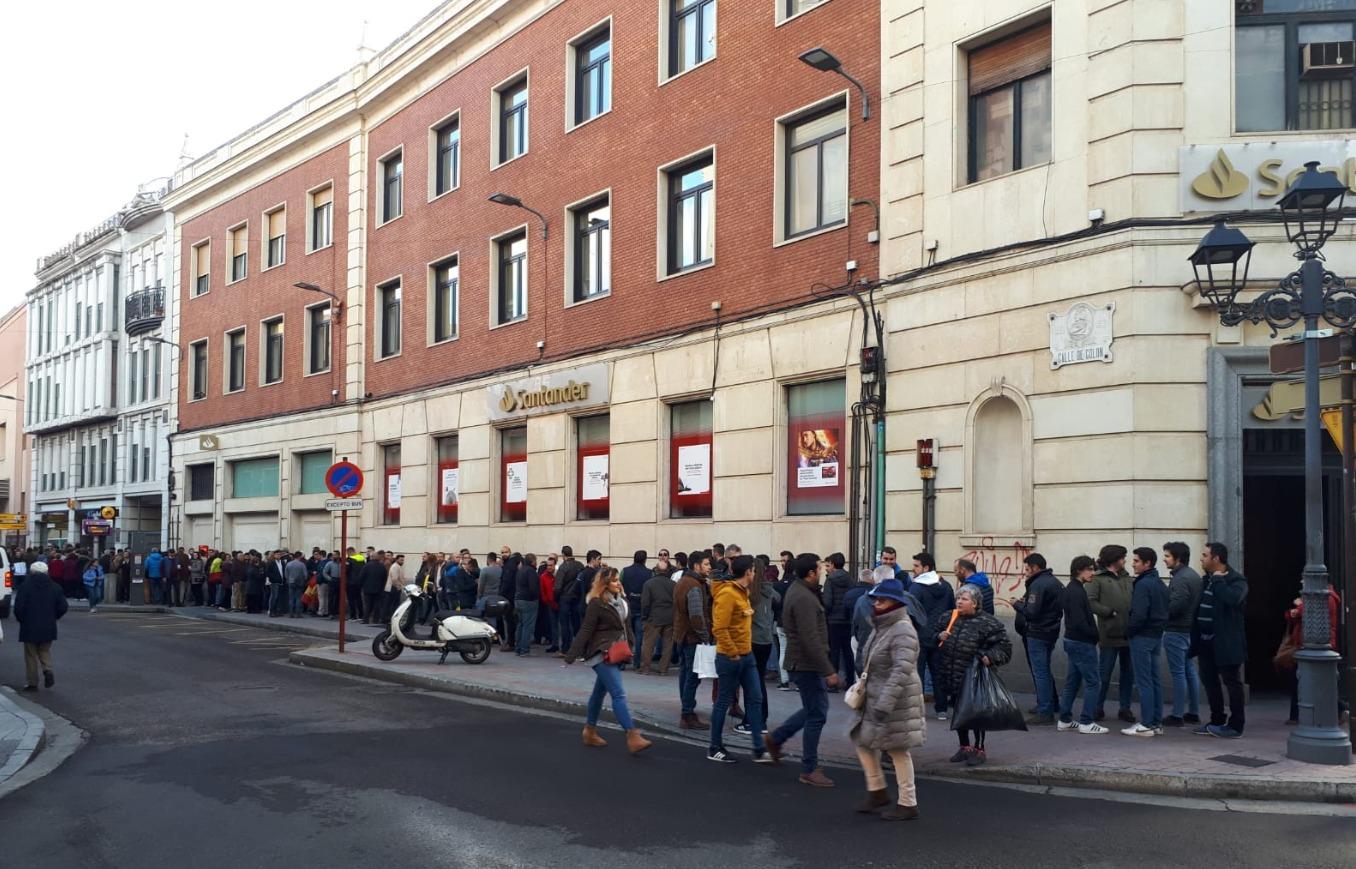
[795,427,840,489]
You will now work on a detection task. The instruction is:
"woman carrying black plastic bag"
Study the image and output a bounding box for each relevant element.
[933,585,1013,767]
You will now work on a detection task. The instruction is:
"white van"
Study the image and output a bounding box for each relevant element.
[0,549,15,618]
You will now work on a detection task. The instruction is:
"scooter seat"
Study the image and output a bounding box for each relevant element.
[434,608,486,622]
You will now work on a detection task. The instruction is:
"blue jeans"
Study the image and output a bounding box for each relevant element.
[515,600,539,653]
[1162,631,1199,718]
[289,585,305,616]
[1026,636,1057,715]
[148,577,164,604]
[86,581,103,609]
[711,652,765,753]
[587,661,635,730]
[771,671,829,774]
[1059,639,1102,725]
[1097,645,1135,712]
[1129,634,1164,728]
[679,642,700,715]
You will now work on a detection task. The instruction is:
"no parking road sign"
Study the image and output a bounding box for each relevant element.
[325,460,364,498]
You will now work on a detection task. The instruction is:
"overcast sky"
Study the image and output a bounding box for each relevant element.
[0,0,440,316]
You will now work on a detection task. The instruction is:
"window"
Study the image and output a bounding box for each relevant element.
[784,0,827,18]
[670,400,712,518]
[231,456,279,498]
[382,443,401,525]
[99,437,108,486]
[436,435,459,524]
[379,280,402,357]
[1237,4,1356,132]
[127,348,139,404]
[310,186,333,251]
[431,258,458,342]
[786,378,845,516]
[263,317,284,384]
[229,224,248,281]
[784,102,847,238]
[227,329,245,392]
[297,450,333,495]
[496,232,528,324]
[433,117,460,195]
[381,151,403,222]
[669,0,716,77]
[190,340,208,401]
[188,463,214,501]
[967,22,1052,182]
[500,427,527,522]
[498,77,529,164]
[576,415,610,521]
[572,196,611,301]
[666,153,714,274]
[308,303,331,374]
[266,207,286,268]
[575,28,612,125]
[152,344,161,399]
[140,346,150,402]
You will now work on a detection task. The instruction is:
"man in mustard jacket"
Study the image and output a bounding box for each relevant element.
[707,554,771,765]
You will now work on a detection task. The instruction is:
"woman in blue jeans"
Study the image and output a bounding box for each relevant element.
[564,568,653,755]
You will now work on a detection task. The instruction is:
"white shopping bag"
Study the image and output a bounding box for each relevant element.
[694,643,718,680]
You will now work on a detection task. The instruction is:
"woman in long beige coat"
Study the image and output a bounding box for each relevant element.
[848,578,926,821]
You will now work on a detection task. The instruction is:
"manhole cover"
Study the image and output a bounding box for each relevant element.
[1210,754,1275,768]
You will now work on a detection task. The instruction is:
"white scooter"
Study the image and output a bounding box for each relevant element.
[372,584,500,665]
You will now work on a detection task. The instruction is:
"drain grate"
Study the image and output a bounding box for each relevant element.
[1210,754,1275,768]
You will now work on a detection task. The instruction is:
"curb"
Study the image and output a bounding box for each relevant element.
[288,649,1355,804]
[0,687,47,787]
[176,609,379,643]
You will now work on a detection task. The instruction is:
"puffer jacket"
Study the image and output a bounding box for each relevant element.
[931,609,1013,704]
[1086,567,1133,648]
[823,568,854,625]
[849,607,927,753]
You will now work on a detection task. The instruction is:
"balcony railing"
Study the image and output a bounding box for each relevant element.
[125,286,165,335]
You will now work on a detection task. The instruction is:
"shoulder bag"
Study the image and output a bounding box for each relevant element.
[604,605,634,665]
[845,630,886,710]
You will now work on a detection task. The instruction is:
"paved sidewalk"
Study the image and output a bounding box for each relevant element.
[0,687,46,789]
[171,607,1356,803]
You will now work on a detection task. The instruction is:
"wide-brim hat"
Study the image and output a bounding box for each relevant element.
[868,578,907,604]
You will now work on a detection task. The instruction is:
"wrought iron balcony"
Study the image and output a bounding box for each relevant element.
[125,286,165,335]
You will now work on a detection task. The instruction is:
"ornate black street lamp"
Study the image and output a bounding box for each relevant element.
[1189,161,1354,765]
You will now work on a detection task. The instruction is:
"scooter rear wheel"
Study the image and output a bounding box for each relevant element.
[372,629,404,661]
[459,639,492,664]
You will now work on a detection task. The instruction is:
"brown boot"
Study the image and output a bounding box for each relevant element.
[626,729,653,754]
[881,804,920,821]
[582,725,608,747]
[855,789,890,813]
[799,768,836,788]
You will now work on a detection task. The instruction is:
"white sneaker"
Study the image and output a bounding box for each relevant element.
[1078,722,1109,735]
[1056,720,1079,732]
[1121,723,1156,737]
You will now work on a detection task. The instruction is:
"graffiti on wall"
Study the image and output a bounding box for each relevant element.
[960,537,1032,603]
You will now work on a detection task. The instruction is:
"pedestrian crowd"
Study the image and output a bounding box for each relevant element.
[10,534,1349,823]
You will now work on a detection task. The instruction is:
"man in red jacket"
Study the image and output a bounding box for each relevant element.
[539,554,559,652]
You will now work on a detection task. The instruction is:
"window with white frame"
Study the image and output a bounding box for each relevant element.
[262,317,284,384]
[497,77,529,164]
[433,117,460,196]
[783,100,847,238]
[431,257,458,342]
[265,207,286,268]
[309,185,333,251]
[571,196,611,301]
[665,152,714,274]
[379,280,402,358]
[229,224,248,282]
[380,151,403,222]
[495,232,528,324]
[307,303,331,374]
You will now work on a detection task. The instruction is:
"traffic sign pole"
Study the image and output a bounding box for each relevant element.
[339,510,348,654]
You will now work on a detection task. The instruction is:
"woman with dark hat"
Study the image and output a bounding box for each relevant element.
[848,578,926,820]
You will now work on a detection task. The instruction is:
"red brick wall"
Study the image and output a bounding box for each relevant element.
[177,144,349,431]
[365,0,880,398]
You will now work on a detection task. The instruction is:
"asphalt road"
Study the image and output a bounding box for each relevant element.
[1,610,1354,869]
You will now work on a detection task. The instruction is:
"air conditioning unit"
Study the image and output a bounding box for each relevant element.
[1302,41,1355,77]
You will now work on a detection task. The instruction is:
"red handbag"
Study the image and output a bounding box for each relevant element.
[606,636,633,665]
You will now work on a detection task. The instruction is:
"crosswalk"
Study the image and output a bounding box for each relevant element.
[95,613,317,653]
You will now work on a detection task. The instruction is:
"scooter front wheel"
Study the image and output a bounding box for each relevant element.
[459,639,492,664]
[372,629,404,661]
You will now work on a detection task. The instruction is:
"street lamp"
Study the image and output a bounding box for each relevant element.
[488,193,549,239]
[1189,161,1356,765]
[294,281,343,316]
[798,47,871,121]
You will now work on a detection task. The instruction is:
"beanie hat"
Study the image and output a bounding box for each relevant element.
[30,561,49,575]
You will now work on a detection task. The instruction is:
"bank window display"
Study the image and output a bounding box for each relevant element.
[1236,5,1356,132]
[786,378,845,515]
[576,415,610,521]
[297,450,333,495]
[436,435,459,524]
[500,427,527,522]
[670,399,713,518]
[231,456,279,498]
[382,443,401,526]
[966,22,1051,183]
